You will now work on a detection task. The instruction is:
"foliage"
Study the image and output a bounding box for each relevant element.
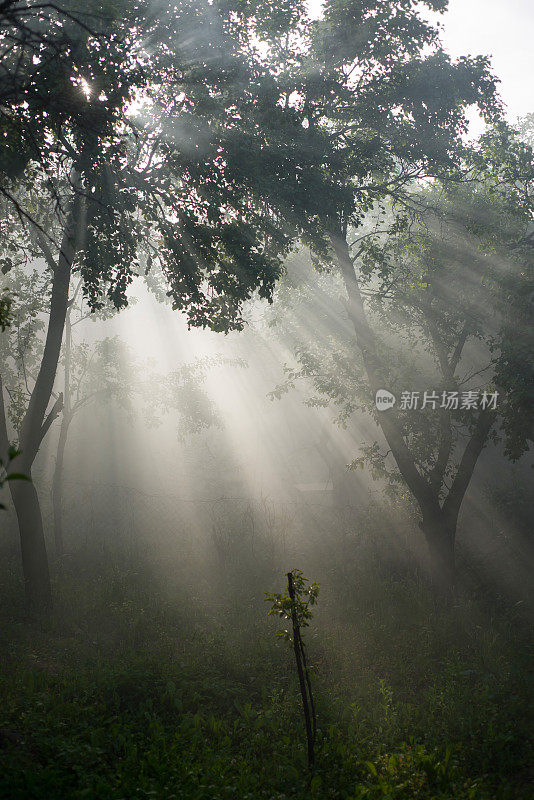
[142,355,247,440]
[0,555,531,799]
[64,335,133,416]
[262,125,533,519]
[0,269,130,437]
[0,0,310,329]
[468,123,534,459]
[266,569,320,768]
[266,569,319,643]
[0,445,29,509]
[252,0,502,251]
[0,288,12,331]
[485,474,534,543]
[238,0,522,581]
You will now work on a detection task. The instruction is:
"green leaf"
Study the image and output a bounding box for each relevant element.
[366,761,378,777]
[6,473,31,482]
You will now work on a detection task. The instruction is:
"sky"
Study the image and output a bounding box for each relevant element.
[440,0,534,123]
[307,0,534,127]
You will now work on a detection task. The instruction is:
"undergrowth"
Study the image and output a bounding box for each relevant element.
[0,559,532,799]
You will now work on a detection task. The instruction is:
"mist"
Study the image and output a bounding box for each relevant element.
[0,2,533,799]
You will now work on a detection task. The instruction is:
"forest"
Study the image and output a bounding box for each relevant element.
[0,0,533,797]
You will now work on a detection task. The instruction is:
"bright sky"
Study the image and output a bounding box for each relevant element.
[440,0,534,122]
[307,0,534,125]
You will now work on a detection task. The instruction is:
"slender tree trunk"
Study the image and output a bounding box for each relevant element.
[52,412,71,559]
[10,474,52,609]
[52,304,73,559]
[0,378,51,607]
[13,242,71,605]
[4,182,83,607]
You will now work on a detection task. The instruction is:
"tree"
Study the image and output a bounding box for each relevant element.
[266,569,319,770]
[1,267,244,560]
[0,0,523,605]
[266,128,534,590]
[141,354,245,437]
[0,0,316,608]
[242,0,528,590]
[232,0,533,590]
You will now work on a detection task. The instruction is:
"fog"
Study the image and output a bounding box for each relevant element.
[3,245,531,595]
[0,1,533,798]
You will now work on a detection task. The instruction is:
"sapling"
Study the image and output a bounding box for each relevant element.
[266,569,319,769]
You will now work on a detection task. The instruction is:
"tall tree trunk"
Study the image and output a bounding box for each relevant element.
[0,378,51,607]
[2,182,83,607]
[10,474,52,609]
[52,305,73,559]
[52,412,71,559]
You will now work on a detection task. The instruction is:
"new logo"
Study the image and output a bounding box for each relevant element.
[375,389,396,410]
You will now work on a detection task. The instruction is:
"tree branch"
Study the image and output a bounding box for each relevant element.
[36,391,63,452]
[449,321,470,375]
[442,410,496,522]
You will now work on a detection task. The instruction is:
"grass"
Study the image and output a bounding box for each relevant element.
[0,558,532,799]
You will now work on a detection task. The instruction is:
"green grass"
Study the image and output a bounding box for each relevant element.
[0,562,532,799]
